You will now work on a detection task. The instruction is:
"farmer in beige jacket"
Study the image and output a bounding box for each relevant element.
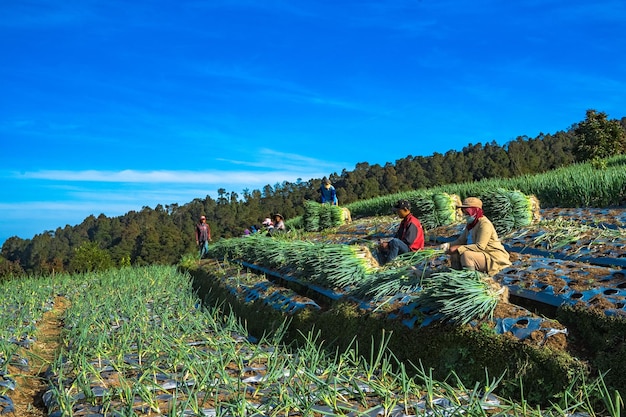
[441,197,511,275]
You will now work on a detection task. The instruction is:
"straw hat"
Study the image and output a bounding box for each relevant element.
[457,197,483,209]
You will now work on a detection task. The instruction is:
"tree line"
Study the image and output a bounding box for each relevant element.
[1,110,624,277]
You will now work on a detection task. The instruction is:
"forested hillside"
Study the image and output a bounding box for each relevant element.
[2,110,625,277]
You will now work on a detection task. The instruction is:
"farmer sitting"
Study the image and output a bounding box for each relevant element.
[440,197,511,275]
[378,199,424,264]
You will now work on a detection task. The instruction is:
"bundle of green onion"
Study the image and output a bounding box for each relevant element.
[303,200,345,231]
[303,200,321,232]
[408,193,461,231]
[432,192,461,226]
[509,190,533,228]
[353,266,422,300]
[480,188,540,236]
[409,195,438,230]
[481,189,515,236]
[349,248,443,299]
[304,244,379,288]
[319,203,334,230]
[413,269,508,326]
[330,204,344,225]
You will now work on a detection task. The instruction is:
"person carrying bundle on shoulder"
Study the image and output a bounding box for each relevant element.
[378,199,424,264]
[440,197,511,275]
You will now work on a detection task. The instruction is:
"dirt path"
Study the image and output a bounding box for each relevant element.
[8,296,69,417]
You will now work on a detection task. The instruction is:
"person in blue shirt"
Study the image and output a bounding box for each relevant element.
[320,178,338,205]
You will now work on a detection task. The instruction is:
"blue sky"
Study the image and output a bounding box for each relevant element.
[1,0,625,246]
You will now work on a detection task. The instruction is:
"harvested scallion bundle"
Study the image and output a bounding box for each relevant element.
[531,218,626,252]
[308,244,380,288]
[353,266,424,300]
[304,200,321,232]
[481,188,540,236]
[410,195,438,230]
[413,269,508,326]
[206,235,380,289]
[304,200,345,231]
[330,205,344,225]
[382,248,443,270]
[319,203,334,230]
[432,192,459,227]
[350,249,443,299]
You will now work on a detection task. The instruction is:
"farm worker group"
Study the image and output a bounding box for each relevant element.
[440,197,511,275]
[378,196,511,275]
[194,191,511,275]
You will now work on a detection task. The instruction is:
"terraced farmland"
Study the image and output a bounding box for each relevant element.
[1,207,624,416]
[186,205,626,415]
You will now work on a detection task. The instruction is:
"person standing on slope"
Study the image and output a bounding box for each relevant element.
[195,215,212,259]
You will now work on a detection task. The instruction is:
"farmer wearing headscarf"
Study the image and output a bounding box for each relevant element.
[441,197,511,275]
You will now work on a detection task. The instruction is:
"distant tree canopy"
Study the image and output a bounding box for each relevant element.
[1,110,622,277]
[574,109,626,163]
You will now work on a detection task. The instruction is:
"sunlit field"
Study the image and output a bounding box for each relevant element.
[1,265,622,416]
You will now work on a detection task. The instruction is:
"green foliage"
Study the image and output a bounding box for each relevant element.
[119,255,131,268]
[347,155,626,217]
[69,242,113,273]
[574,109,626,163]
[557,305,626,402]
[0,256,25,280]
[179,252,200,269]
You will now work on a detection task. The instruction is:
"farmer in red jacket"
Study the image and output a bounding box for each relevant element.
[379,199,424,264]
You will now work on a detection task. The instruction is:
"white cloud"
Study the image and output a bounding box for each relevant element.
[7,148,342,187]
[12,168,326,185]
[0,201,132,216]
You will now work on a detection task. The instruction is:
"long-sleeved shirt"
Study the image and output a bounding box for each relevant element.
[395,213,424,251]
[195,222,211,242]
[450,216,511,275]
[320,185,338,205]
